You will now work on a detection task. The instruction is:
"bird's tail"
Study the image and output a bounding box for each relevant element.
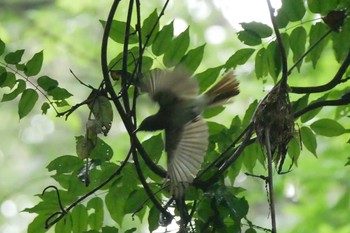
[204,71,240,107]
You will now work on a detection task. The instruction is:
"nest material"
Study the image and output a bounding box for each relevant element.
[254,83,295,166]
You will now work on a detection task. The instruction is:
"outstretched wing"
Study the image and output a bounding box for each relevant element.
[141,69,199,106]
[165,116,209,198]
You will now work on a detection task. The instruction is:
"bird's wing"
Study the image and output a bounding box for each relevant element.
[141,69,199,106]
[165,116,208,198]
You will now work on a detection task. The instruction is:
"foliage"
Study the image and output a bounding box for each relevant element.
[1,0,350,232]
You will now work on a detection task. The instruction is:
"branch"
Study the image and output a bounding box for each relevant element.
[290,48,350,94]
[100,0,166,178]
[265,128,277,233]
[266,0,288,87]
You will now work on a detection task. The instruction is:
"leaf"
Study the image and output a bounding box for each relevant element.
[176,44,206,75]
[27,215,47,233]
[18,88,38,119]
[141,9,159,46]
[310,118,346,137]
[1,79,26,102]
[332,21,350,62]
[4,49,25,64]
[345,157,350,166]
[242,100,258,128]
[266,41,281,81]
[105,184,127,226]
[282,0,306,21]
[225,48,255,69]
[0,38,5,56]
[71,204,88,233]
[242,143,260,173]
[87,197,104,230]
[163,27,190,67]
[287,136,301,161]
[292,94,309,114]
[24,50,43,76]
[307,22,329,68]
[90,137,114,161]
[0,72,16,88]
[240,22,273,38]
[202,106,225,118]
[48,86,73,100]
[41,102,50,114]
[100,20,138,44]
[102,226,119,233]
[307,0,338,14]
[148,206,160,232]
[37,75,58,91]
[89,95,113,135]
[290,26,307,71]
[301,93,329,123]
[47,155,83,174]
[300,126,317,157]
[124,189,147,216]
[55,214,73,233]
[255,47,268,78]
[142,134,163,163]
[237,30,261,46]
[76,135,94,160]
[196,66,223,92]
[152,21,174,56]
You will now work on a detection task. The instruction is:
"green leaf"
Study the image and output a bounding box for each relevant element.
[141,9,159,46]
[0,39,5,56]
[255,47,269,78]
[240,22,273,38]
[225,48,255,69]
[292,94,309,114]
[307,0,338,14]
[310,118,346,137]
[301,126,317,157]
[41,102,50,114]
[100,20,138,44]
[148,206,160,232]
[266,41,281,81]
[202,106,225,118]
[124,189,147,215]
[25,50,43,76]
[287,136,301,161]
[55,214,73,233]
[242,100,258,128]
[196,66,223,92]
[75,135,94,160]
[332,22,350,62]
[71,204,88,233]
[345,157,350,166]
[105,184,127,226]
[163,27,190,67]
[87,197,104,230]
[301,93,328,123]
[282,0,306,21]
[48,86,73,100]
[152,21,173,56]
[307,22,329,68]
[90,137,114,161]
[89,95,113,136]
[102,226,119,233]
[1,79,26,102]
[242,143,260,172]
[27,215,47,233]
[18,88,38,119]
[37,75,58,91]
[176,44,205,75]
[0,72,16,88]
[237,30,261,46]
[290,26,307,71]
[47,155,83,174]
[275,8,289,28]
[125,228,137,233]
[4,49,25,64]
[142,134,163,163]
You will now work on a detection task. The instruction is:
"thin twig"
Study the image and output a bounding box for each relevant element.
[266,0,288,87]
[290,45,350,94]
[264,128,277,233]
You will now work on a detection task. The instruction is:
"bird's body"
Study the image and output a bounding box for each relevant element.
[138,69,239,198]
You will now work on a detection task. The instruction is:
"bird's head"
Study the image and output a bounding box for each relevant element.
[136,115,165,132]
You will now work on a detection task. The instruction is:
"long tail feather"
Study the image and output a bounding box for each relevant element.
[204,71,240,107]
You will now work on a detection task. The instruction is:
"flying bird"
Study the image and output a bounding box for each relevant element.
[137,69,239,198]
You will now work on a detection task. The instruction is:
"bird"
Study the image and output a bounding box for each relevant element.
[137,68,240,198]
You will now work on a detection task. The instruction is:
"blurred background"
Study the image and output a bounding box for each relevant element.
[0,0,349,232]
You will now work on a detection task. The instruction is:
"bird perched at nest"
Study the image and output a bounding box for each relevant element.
[136,69,240,198]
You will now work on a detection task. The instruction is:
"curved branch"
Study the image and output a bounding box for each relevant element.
[290,48,350,94]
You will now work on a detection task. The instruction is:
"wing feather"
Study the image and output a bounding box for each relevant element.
[166,117,209,198]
